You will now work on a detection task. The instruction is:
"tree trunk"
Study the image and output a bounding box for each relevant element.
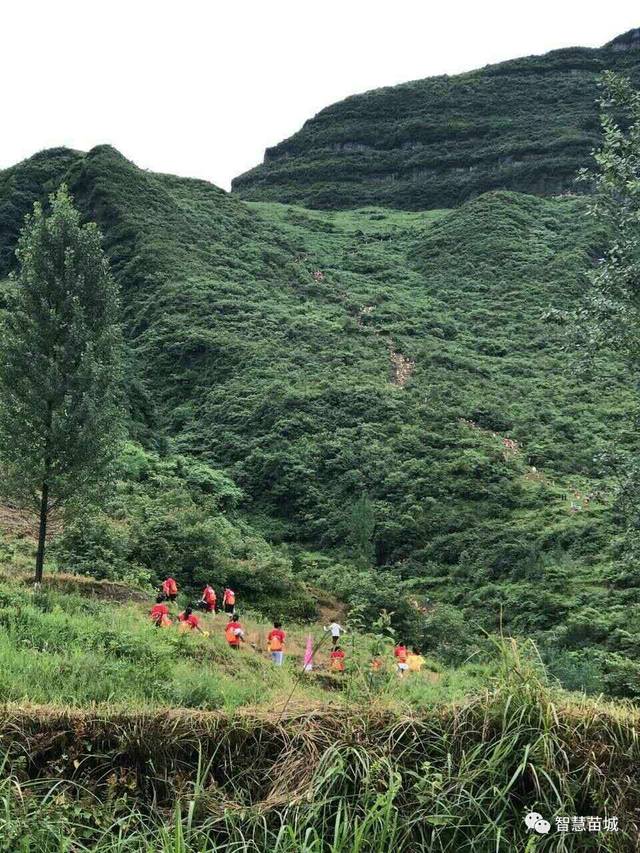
[34,481,49,584]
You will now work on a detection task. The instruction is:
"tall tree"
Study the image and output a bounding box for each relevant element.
[579,73,640,552]
[0,186,123,583]
[579,72,640,361]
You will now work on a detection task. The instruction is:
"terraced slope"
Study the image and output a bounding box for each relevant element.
[232,30,640,210]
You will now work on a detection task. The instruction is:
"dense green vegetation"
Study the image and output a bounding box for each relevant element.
[1,140,638,695]
[3,26,640,853]
[0,625,636,851]
[232,33,640,210]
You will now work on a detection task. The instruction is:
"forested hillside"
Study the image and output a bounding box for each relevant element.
[0,141,637,692]
[232,29,640,209]
[4,22,640,850]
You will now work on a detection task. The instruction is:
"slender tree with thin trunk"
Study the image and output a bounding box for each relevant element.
[577,73,640,556]
[0,186,122,583]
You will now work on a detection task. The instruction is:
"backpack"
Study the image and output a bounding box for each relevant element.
[270,634,283,652]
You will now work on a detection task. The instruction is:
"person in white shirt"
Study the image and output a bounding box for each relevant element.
[324,621,345,649]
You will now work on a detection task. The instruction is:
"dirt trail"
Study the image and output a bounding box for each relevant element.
[389,347,415,387]
[0,504,61,541]
[460,419,522,460]
[357,304,415,388]
[302,257,417,390]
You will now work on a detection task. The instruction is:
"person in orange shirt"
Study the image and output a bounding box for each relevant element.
[222,588,236,614]
[225,613,245,649]
[200,584,217,613]
[394,642,409,677]
[330,646,346,673]
[177,606,204,633]
[267,621,286,665]
[150,596,172,628]
[161,577,178,602]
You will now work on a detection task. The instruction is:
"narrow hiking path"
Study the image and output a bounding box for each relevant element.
[355,303,415,387]
[389,346,416,387]
[459,418,608,514]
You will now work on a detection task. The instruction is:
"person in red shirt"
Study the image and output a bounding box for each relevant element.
[267,621,286,665]
[222,588,236,614]
[225,613,245,649]
[177,606,204,633]
[150,596,172,628]
[394,642,409,677]
[330,646,346,673]
[200,584,217,613]
[161,577,178,602]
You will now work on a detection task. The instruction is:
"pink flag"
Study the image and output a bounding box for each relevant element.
[303,635,314,671]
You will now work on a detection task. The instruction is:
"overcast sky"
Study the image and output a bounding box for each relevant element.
[3,1,638,189]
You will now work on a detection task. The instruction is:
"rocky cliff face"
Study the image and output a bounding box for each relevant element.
[605,28,640,51]
[232,32,640,210]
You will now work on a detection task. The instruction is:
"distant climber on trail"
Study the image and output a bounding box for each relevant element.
[394,642,409,677]
[330,645,346,672]
[267,621,286,665]
[324,619,344,649]
[200,584,217,613]
[177,605,205,633]
[161,577,178,602]
[222,587,236,614]
[225,613,245,649]
[150,596,172,628]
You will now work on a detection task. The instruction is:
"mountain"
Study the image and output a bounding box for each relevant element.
[5,25,640,852]
[231,30,640,210]
[3,27,640,693]
[1,142,637,694]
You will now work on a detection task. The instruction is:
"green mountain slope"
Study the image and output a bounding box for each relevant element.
[232,30,640,210]
[0,144,638,692]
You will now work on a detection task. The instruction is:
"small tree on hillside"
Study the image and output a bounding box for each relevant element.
[0,186,123,583]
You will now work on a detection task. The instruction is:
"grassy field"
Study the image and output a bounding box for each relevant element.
[0,570,488,714]
[0,575,637,851]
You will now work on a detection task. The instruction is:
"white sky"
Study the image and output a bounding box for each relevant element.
[2,1,638,190]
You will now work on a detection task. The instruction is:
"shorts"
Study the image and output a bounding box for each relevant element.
[224,602,234,613]
[397,662,409,672]
[271,651,284,666]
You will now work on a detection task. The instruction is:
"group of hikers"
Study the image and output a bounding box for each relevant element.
[150,578,426,675]
[316,619,427,676]
[150,576,287,663]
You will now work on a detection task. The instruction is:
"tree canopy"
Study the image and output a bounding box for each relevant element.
[0,186,123,580]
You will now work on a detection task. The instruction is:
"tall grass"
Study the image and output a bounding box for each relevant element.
[0,639,637,851]
[0,582,299,712]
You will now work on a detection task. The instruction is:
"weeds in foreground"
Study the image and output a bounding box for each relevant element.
[0,639,637,851]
